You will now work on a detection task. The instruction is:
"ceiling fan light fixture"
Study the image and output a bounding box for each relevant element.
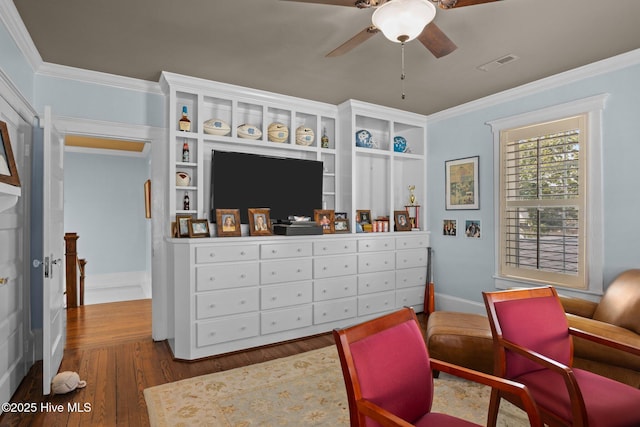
[372,0,437,43]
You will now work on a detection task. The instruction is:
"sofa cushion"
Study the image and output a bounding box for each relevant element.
[592,269,640,334]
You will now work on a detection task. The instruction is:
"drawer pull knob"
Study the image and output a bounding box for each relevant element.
[240,274,246,279]
[297,269,302,273]
[297,248,302,252]
[323,266,327,270]
[240,251,245,256]
[344,265,348,268]
[210,304,215,308]
[344,308,349,312]
[210,253,215,257]
[297,316,301,321]
[272,250,277,254]
[323,289,327,293]
[272,321,276,325]
[240,326,246,330]
[344,245,348,249]
[272,272,276,275]
[297,293,302,297]
[323,247,327,251]
[366,304,370,309]
[344,286,349,290]
[366,283,370,287]
[271,296,277,300]
[210,332,216,336]
[240,300,246,304]
[209,277,215,281]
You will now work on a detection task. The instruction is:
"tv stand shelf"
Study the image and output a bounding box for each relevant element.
[167,232,429,360]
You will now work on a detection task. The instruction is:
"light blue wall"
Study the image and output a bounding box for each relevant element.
[427,58,640,304]
[0,19,34,103]
[64,151,150,275]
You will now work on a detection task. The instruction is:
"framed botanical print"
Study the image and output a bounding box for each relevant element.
[314,209,335,234]
[248,208,272,236]
[216,209,241,237]
[0,120,20,187]
[445,156,479,210]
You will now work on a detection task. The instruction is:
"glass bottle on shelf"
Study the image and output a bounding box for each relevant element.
[182,140,190,162]
[321,127,329,148]
[179,106,191,132]
[183,192,190,210]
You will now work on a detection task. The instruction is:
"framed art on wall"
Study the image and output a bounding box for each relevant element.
[0,120,20,187]
[445,156,479,210]
[248,208,272,236]
[216,209,241,237]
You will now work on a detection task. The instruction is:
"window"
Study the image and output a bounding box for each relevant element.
[488,94,607,293]
[500,116,586,288]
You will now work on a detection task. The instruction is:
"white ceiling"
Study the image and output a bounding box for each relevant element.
[12,0,640,116]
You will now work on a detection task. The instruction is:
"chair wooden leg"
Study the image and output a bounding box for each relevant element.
[486,388,501,427]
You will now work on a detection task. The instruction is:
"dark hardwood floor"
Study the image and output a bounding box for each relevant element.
[0,299,335,426]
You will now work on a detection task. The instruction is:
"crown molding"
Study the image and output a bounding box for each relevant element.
[37,63,163,95]
[53,115,165,143]
[0,68,37,124]
[0,0,42,72]
[427,48,640,124]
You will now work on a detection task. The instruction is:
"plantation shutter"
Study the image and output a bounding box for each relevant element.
[499,115,587,288]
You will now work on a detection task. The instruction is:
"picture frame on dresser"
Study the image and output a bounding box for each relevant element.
[0,120,20,187]
[394,210,412,231]
[176,214,194,237]
[356,210,371,225]
[314,209,335,234]
[248,208,272,236]
[188,219,210,238]
[335,219,350,233]
[215,209,241,237]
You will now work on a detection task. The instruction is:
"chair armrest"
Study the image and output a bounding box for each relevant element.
[431,358,542,427]
[499,338,588,426]
[356,399,414,427]
[569,326,640,356]
[558,294,598,318]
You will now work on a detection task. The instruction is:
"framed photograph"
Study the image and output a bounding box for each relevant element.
[335,219,350,233]
[445,156,479,210]
[465,220,481,238]
[171,221,178,238]
[443,219,457,236]
[314,209,335,234]
[356,210,371,225]
[216,209,241,237]
[394,210,412,231]
[335,212,348,220]
[188,219,210,238]
[0,120,20,187]
[248,208,272,236]
[176,214,194,237]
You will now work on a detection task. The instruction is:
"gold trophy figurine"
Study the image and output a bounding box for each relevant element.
[408,185,416,205]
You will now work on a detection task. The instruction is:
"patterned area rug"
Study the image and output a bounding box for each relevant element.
[144,346,528,426]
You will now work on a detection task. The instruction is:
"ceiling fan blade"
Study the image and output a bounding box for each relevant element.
[417,22,457,58]
[326,26,379,57]
[437,0,499,9]
[281,0,384,7]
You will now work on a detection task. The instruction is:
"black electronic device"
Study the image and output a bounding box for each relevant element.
[211,150,323,224]
[273,222,323,236]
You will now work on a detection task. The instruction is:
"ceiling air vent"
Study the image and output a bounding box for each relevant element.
[477,54,520,72]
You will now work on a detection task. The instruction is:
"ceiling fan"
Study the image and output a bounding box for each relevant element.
[283,0,498,58]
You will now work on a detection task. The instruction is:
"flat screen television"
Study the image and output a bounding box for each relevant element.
[210,150,324,224]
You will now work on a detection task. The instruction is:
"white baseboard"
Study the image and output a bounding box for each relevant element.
[84,271,151,305]
[434,293,486,316]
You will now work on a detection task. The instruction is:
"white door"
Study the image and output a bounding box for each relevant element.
[41,106,66,395]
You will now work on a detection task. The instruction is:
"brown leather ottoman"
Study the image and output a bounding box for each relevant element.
[426,311,494,374]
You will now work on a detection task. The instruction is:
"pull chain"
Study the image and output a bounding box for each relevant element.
[401,41,406,100]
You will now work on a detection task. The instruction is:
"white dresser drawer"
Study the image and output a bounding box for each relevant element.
[196,245,258,264]
[196,288,259,319]
[358,291,395,316]
[261,242,312,259]
[314,298,357,324]
[196,263,259,291]
[314,276,357,301]
[396,248,428,270]
[261,305,313,334]
[396,267,427,289]
[396,286,425,308]
[196,313,259,347]
[260,281,313,310]
[358,252,395,274]
[313,254,357,279]
[313,239,356,256]
[395,235,429,250]
[358,271,395,295]
[358,237,394,253]
[261,258,313,284]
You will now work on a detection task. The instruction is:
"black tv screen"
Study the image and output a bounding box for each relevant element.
[211,150,324,224]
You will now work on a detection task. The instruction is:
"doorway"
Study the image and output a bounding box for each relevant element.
[63,135,151,304]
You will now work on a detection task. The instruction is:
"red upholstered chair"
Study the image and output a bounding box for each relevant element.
[483,286,640,427]
[333,307,542,427]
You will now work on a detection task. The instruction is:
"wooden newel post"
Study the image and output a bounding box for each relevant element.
[64,232,79,308]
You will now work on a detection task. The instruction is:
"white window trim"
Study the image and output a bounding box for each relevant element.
[487,94,608,297]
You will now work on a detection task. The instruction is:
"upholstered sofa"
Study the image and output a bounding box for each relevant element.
[558,269,640,388]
